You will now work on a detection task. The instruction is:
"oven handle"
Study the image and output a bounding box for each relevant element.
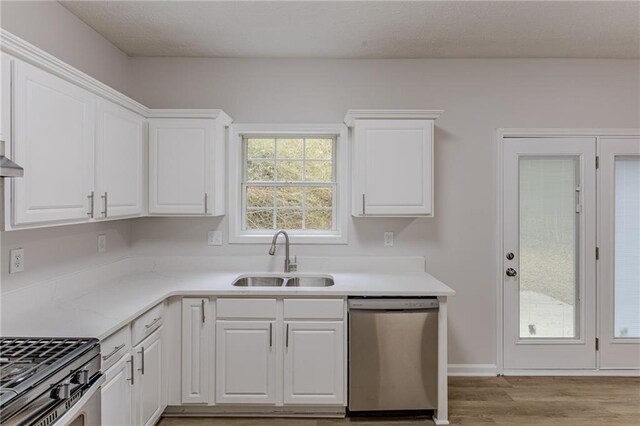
[55,373,105,426]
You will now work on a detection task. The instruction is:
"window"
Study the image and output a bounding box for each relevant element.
[229,124,348,244]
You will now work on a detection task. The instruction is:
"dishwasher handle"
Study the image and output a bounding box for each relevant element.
[348,298,439,311]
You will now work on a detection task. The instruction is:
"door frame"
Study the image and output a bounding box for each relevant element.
[496,128,640,376]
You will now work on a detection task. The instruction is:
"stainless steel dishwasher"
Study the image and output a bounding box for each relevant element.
[348,298,438,413]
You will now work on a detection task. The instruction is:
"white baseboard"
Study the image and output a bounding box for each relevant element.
[502,369,640,376]
[448,364,497,376]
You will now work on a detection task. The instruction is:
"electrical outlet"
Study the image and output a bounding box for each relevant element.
[384,232,394,247]
[98,234,107,253]
[208,230,223,246]
[9,248,24,273]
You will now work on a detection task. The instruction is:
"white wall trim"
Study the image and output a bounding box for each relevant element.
[500,128,640,138]
[0,29,231,121]
[344,109,443,127]
[448,364,497,377]
[502,369,640,377]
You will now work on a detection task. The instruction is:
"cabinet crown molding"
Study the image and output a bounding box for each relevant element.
[344,109,444,127]
[0,29,232,123]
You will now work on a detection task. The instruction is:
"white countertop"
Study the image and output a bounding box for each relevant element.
[1,258,454,341]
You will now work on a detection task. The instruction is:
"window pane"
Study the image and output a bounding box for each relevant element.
[614,157,640,338]
[246,209,274,230]
[306,210,332,230]
[276,209,303,229]
[305,161,332,182]
[519,157,578,338]
[306,187,333,208]
[276,138,304,159]
[277,161,303,181]
[247,138,274,159]
[276,187,303,207]
[306,138,333,160]
[247,160,275,181]
[246,186,273,208]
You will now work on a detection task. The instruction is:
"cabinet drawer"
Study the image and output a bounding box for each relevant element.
[101,325,131,371]
[217,298,277,319]
[132,303,164,345]
[284,299,345,320]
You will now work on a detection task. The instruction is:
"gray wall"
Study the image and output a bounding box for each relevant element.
[2,1,639,366]
[126,57,640,365]
[0,1,135,289]
[0,1,130,94]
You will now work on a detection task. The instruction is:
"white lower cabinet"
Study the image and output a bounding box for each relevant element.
[133,327,164,426]
[215,320,277,404]
[101,354,133,426]
[283,321,344,405]
[182,298,211,404]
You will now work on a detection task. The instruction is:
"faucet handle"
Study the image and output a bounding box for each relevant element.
[289,256,298,272]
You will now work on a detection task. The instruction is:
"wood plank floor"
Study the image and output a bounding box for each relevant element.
[158,376,640,425]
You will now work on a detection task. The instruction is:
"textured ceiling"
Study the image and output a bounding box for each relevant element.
[59,1,640,59]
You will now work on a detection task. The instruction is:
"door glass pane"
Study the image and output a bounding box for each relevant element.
[519,157,579,338]
[614,157,640,338]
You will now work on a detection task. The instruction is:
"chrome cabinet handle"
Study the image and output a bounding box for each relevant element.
[144,317,162,329]
[285,324,290,348]
[101,344,125,361]
[362,194,366,215]
[138,347,145,375]
[201,299,205,324]
[127,355,134,385]
[87,192,94,218]
[506,268,518,277]
[204,193,208,214]
[101,192,108,217]
[269,323,273,348]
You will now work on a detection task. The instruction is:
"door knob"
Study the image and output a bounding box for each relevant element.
[506,268,517,277]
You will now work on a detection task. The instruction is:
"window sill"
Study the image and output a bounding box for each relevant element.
[229,232,348,245]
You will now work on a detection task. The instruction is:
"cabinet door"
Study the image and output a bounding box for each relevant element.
[283,321,345,405]
[215,320,276,404]
[148,119,214,215]
[12,59,95,225]
[101,354,133,426]
[181,298,210,404]
[354,119,433,216]
[135,327,163,426]
[95,99,144,219]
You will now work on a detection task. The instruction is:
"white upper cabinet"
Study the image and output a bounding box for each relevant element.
[346,110,442,217]
[11,59,96,226]
[95,99,145,219]
[149,119,225,216]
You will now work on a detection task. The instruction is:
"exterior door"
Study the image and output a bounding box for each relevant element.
[181,298,210,403]
[598,137,640,369]
[503,137,597,369]
[283,321,344,405]
[215,320,276,404]
[12,59,95,225]
[95,98,145,219]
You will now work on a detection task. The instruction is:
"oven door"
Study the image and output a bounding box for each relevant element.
[56,374,104,426]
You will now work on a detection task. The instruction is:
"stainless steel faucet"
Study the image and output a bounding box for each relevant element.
[269,230,297,272]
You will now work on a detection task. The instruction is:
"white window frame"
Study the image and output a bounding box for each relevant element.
[229,123,349,244]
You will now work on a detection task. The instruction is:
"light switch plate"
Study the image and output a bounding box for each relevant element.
[98,234,107,253]
[9,248,25,273]
[208,230,223,246]
[384,232,394,247]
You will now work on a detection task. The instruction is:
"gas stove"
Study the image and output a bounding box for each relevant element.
[0,337,103,426]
